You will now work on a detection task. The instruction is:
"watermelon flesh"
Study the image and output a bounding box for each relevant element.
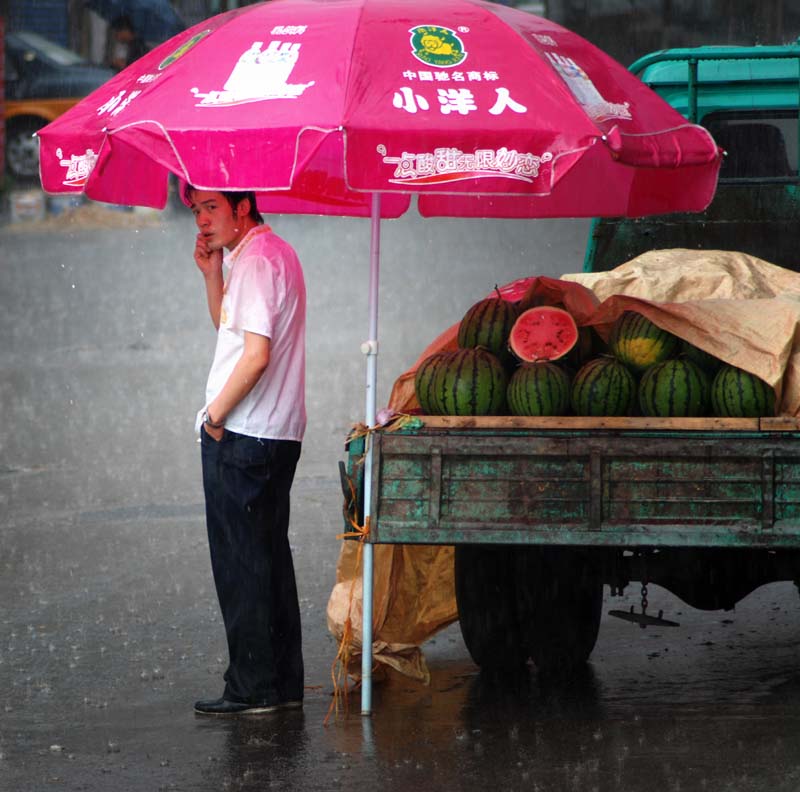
[509,306,579,362]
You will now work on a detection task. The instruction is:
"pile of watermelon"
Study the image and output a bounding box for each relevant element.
[414,293,776,419]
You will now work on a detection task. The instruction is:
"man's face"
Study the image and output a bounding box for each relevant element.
[190,190,246,251]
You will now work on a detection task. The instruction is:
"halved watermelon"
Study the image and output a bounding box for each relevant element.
[508,306,579,363]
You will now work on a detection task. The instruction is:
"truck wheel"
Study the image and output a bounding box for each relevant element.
[455,545,527,670]
[6,118,44,183]
[516,548,603,673]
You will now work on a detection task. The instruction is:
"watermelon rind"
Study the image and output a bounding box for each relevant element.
[571,356,636,417]
[508,306,579,363]
[638,358,710,417]
[414,351,454,414]
[457,296,519,364]
[610,312,680,373]
[434,348,508,416]
[710,365,776,418]
[507,362,570,416]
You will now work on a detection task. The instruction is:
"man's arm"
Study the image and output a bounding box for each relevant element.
[204,331,271,439]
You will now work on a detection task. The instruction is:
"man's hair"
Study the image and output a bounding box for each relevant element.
[184,185,263,225]
[110,14,135,32]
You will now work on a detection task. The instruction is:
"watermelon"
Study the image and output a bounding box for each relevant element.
[458,291,519,364]
[515,286,565,314]
[571,356,636,416]
[414,351,454,414]
[610,312,679,373]
[710,365,776,418]
[435,347,508,415]
[508,306,579,363]
[565,325,602,368]
[680,339,722,375]
[507,362,571,416]
[638,358,710,417]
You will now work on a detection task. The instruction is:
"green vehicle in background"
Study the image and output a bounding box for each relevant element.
[344,43,800,674]
[586,43,800,272]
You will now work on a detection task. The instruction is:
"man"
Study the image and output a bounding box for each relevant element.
[188,186,306,715]
[106,15,147,72]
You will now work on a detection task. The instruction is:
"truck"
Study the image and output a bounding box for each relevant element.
[342,42,800,674]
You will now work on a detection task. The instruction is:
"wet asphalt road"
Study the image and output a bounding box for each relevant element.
[3,206,800,791]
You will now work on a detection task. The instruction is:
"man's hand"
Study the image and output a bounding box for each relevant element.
[204,423,224,442]
[195,234,224,328]
[194,233,223,279]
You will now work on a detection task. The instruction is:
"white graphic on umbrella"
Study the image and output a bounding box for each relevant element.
[191,40,316,107]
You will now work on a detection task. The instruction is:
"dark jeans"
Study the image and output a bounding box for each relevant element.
[201,428,303,705]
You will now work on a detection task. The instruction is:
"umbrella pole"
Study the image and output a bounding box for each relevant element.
[361,192,381,716]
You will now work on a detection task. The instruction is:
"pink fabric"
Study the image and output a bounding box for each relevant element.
[38,0,720,217]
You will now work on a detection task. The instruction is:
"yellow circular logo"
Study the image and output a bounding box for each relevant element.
[410,25,466,68]
[159,29,212,70]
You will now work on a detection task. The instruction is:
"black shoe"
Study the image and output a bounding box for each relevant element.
[194,697,302,716]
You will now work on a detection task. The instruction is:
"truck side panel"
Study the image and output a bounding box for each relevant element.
[359,427,800,548]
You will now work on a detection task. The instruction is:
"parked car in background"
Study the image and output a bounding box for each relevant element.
[4,31,113,182]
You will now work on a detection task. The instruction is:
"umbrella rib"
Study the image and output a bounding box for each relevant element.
[340,0,369,123]
[614,122,717,140]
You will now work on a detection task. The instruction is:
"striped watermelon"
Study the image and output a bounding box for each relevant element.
[571,356,636,416]
[414,351,454,414]
[711,365,776,418]
[610,312,679,373]
[507,362,571,416]
[435,348,508,415]
[638,358,710,417]
[458,292,519,363]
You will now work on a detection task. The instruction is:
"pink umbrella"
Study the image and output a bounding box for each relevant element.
[39,0,719,217]
[37,0,721,715]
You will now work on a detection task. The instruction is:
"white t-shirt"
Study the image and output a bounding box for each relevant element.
[200,225,306,441]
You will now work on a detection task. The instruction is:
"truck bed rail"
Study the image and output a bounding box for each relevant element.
[348,417,800,549]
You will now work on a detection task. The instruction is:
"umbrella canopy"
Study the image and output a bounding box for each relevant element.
[40,0,720,218]
[85,0,186,45]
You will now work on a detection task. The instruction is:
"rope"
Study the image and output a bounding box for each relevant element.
[345,412,419,445]
[324,412,419,725]
[324,468,369,726]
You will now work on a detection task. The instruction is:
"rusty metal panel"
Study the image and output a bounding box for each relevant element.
[604,454,762,525]
[358,426,800,548]
[442,454,588,525]
[369,524,800,547]
[773,456,800,521]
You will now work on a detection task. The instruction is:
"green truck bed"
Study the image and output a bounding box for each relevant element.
[347,417,800,549]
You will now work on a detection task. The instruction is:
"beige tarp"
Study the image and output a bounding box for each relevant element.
[326,249,800,682]
[565,249,800,415]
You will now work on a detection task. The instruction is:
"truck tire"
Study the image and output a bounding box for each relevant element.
[516,548,603,673]
[455,545,527,670]
[6,117,44,183]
